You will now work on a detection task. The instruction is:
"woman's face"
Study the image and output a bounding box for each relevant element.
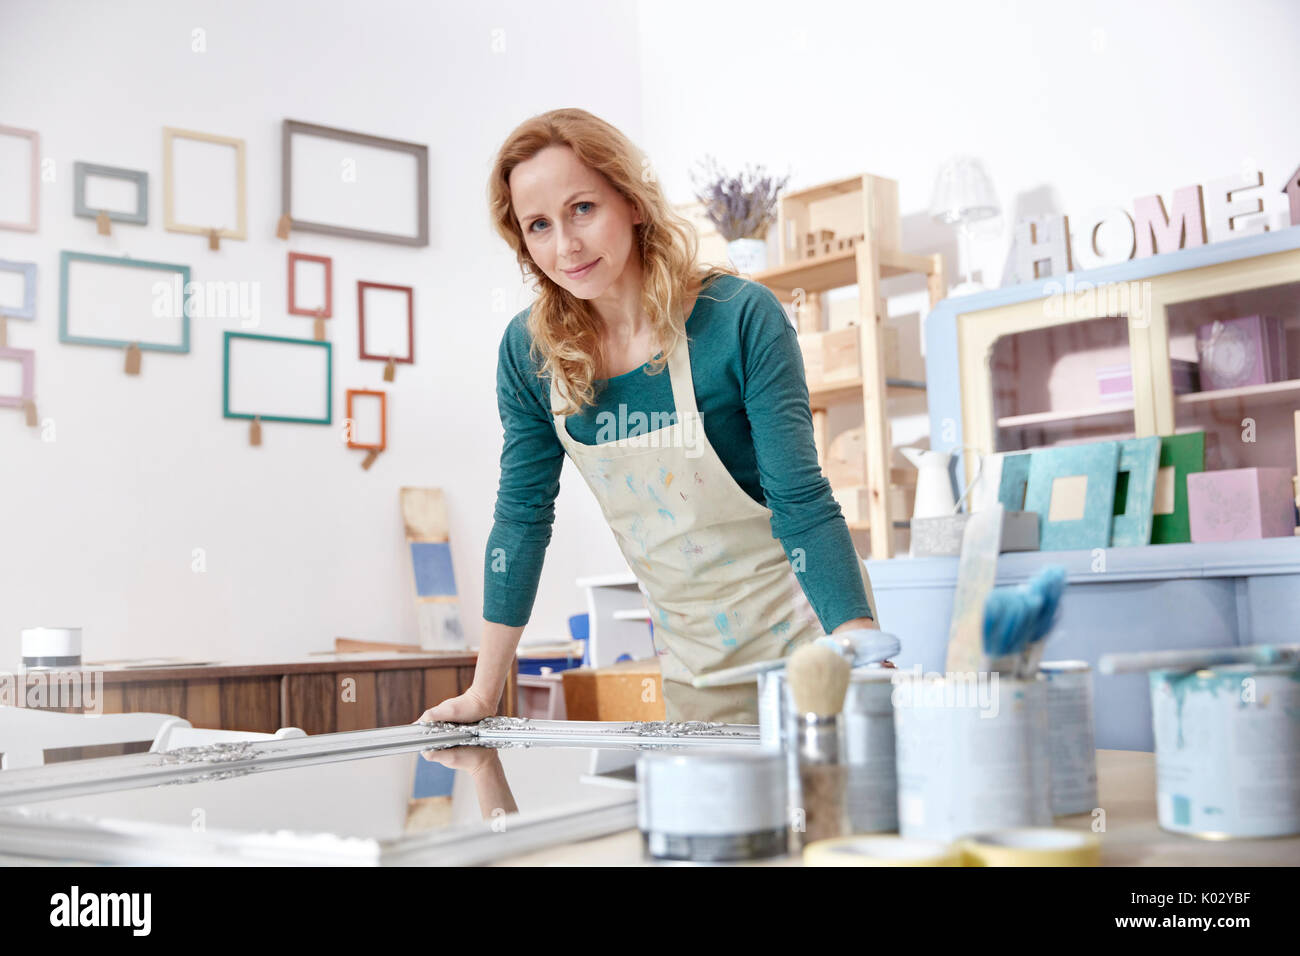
[510,144,640,298]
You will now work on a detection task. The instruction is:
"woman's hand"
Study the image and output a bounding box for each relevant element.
[413,687,496,725]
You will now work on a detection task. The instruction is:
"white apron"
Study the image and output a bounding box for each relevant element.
[550,337,878,723]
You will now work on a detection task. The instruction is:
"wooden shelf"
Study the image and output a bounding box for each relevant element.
[753,247,937,298]
[997,403,1135,430]
[809,375,926,408]
[1175,378,1300,408]
[846,520,912,532]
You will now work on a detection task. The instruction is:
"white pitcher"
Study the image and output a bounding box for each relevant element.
[900,447,955,520]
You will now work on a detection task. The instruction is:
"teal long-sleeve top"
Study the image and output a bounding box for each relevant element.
[483,272,875,633]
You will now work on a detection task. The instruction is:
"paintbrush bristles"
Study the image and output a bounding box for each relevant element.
[787,643,851,717]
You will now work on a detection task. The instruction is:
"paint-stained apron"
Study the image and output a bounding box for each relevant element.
[550,338,878,724]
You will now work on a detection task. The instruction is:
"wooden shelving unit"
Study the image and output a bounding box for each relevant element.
[752,173,946,560]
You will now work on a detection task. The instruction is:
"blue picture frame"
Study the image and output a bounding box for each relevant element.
[0,259,36,320]
[58,251,191,352]
[1024,440,1121,550]
[1109,436,1161,547]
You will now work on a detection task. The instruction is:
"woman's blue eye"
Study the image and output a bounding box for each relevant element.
[529,202,594,233]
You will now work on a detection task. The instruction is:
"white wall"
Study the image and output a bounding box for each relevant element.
[4,0,1299,671]
[0,0,644,670]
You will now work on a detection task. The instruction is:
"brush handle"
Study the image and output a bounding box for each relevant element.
[1099,644,1300,675]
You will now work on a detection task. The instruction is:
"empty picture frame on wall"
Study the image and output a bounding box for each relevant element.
[1109,436,1162,547]
[281,119,429,247]
[1151,431,1206,544]
[287,252,333,317]
[345,388,387,451]
[1023,440,1121,550]
[163,126,248,241]
[358,281,414,364]
[59,251,191,352]
[0,259,37,320]
[0,347,35,408]
[74,162,149,225]
[222,332,332,425]
[0,125,40,233]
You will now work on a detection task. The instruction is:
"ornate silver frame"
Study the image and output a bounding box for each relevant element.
[0,719,757,866]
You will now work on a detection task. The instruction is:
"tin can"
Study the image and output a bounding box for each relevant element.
[892,673,1051,841]
[1039,661,1098,816]
[762,666,898,833]
[637,749,789,861]
[1150,663,1300,839]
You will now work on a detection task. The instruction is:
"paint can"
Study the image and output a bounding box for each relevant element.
[761,666,898,833]
[1039,660,1098,816]
[840,668,898,833]
[1150,663,1300,839]
[21,627,82,670]
[637,749,789,862]
[892,672,1051,841]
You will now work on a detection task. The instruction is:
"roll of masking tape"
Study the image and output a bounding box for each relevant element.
[803,835,962,867]
[959,827,1100,867]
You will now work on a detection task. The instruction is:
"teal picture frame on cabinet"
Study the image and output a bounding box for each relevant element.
[1024,441,1120,550]
[58,251,191,352]
[222,331,332,425]
[1110,436,1162,547]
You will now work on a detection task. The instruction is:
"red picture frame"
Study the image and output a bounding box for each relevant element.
[345,388,387,451]
[357,281,414,363]
[287,252,333,318]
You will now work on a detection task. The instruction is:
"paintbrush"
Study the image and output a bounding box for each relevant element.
[786,643,852,845]
[1099,644,1300,675]
[691,630,900,688]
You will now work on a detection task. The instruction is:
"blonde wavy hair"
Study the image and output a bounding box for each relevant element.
[488,108,739,414]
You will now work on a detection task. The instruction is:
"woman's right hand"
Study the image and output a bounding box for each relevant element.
[413,687,497,725]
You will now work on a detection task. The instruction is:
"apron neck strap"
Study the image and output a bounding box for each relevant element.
[549,335,697,426]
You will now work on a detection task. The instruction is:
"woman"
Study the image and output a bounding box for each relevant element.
[418,108,879,726]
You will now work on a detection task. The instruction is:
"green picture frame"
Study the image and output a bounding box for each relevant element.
[1150,431,1206,544]
[1109,436,1162,547]
[1024,440,1120,551]
[222,331,332,425]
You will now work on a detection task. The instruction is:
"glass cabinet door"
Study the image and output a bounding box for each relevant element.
[990,314,1139,453]
[1163,280,1300,474]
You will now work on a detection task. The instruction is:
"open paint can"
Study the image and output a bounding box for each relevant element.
[892,673,1051,841]
[1039,661,1098,816]
[637,749,788,862]
[760,666,897,833]
[1150,663,1300,839]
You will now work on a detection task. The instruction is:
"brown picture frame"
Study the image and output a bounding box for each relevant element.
[357,281,414,364]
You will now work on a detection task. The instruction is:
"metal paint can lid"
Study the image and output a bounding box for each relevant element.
[637,748,787,836]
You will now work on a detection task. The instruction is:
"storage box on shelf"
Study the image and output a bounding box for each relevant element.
[753,172,945,559]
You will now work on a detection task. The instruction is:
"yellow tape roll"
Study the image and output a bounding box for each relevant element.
[803,836,963,867]
[959,828,1100,867]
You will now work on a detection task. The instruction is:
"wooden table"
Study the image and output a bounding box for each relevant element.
[33,651,516,761]
[490,750,1300,866]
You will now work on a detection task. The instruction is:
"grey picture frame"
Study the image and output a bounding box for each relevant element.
[281,119,429,247]
[73,162,149,225]
[0,719,755,866]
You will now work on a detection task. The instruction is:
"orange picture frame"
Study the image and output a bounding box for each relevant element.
[345,388,387,451]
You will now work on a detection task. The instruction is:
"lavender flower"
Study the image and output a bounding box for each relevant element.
[690,155,790,242]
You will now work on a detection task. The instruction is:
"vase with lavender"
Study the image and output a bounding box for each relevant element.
[690,155,789,274]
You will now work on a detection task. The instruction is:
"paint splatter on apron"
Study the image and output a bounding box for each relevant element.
[550,337,877,723]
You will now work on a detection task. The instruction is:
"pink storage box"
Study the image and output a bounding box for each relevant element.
[1187,467,1296,542]
[1096,360,1197,403]
[1195,315,1289,390]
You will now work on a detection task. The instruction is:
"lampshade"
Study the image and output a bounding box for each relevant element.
[929,156,1000,226]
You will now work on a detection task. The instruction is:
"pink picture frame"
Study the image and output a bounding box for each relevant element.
[287,251,333,318]
[0,126,40,233]
[0,347,35,407]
